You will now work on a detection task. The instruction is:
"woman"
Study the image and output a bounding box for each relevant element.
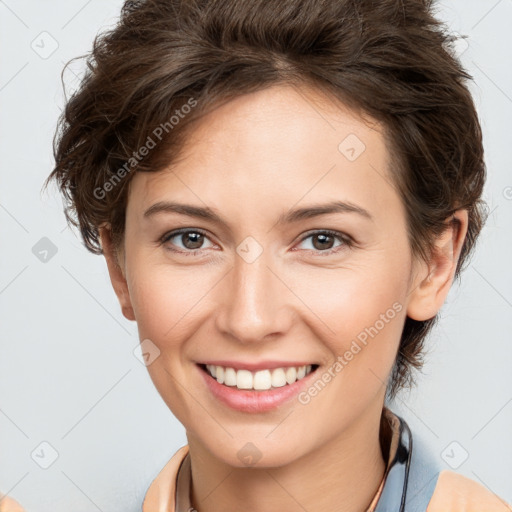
[37,0,510,510]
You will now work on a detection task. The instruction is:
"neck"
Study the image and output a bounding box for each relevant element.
[186,398,387,512]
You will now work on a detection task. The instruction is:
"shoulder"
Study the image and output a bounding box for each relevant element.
[142,444,189,512]
[427,470,512,512]
[0,494,25,512]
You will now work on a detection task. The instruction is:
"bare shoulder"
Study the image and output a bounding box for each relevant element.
[427,470,512,512]
[0,494,25,512]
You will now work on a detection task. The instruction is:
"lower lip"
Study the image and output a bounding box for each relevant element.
[197,364,319,413]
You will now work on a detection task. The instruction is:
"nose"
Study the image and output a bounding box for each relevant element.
[215,249,295,344]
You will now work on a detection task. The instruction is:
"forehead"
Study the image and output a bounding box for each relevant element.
[127,84,400,226]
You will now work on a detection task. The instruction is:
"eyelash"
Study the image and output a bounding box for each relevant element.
[159,228,354,257]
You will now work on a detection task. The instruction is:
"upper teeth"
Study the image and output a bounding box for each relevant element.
[206,364,314,391]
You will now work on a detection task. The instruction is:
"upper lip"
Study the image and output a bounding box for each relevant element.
[197,360,318,372]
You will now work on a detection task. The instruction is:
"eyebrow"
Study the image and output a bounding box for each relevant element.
[143,200,373,225]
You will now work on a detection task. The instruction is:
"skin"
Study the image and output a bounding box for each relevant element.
[101,83,468,512]
[0,494,25,512]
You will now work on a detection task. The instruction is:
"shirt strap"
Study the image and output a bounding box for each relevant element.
[375,411,441,512]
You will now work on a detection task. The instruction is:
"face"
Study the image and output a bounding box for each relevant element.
[103,83,462,468]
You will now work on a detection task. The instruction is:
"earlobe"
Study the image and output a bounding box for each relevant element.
[406,209,468,321]
[99,226,136,322]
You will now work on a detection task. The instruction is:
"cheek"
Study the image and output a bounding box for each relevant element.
[288,255,409,381]
[124,259,212,419]
[290,282,406,422]
[125,258,214,347]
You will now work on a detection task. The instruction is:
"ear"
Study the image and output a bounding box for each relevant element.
[406,209,468,321]
[99,226,136,322]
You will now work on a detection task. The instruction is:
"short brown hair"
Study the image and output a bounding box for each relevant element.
[46,0,488,399]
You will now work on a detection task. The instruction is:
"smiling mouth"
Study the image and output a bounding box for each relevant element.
[198,363,319,391]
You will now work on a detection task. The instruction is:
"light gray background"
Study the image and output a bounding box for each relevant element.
[0,1,511,510]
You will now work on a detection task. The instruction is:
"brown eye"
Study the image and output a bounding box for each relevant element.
[295,230,353,255]
[180,231,204,250]
[311,233,335,250]
[161,229,215,254]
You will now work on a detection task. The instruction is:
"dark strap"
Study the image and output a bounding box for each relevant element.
[375,414,441,512]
